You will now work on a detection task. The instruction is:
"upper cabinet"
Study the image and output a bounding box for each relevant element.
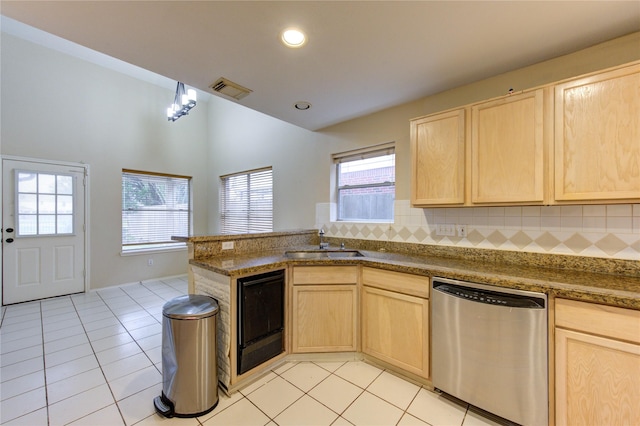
[411,88,548,207]
[410,109,466,206]
[410,61,640,207]
[471,89,546,204]
[554,63,640,203]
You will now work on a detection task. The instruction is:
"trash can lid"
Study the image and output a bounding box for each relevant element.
[163,295,219,320]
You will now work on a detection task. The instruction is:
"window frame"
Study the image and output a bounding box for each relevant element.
[333,142,396,223]
[121,169,191,253]
[219,166,274,234]
[15,169,76,237]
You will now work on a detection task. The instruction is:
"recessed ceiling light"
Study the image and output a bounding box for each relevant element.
[281,28,306,48]
[294,102,311,110]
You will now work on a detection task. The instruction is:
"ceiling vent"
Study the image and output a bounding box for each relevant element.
[209,77,252,100]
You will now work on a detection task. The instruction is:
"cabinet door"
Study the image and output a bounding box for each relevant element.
[471,89,545,204]
[555,328,640,426]
[292,285,357,353]
[361,286,429,378]
[410,109,466,206]
[292,266,358,285]
[554,63,640,202]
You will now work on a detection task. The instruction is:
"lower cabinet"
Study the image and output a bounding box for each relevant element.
[291,266,358,353]
[361,267,430,379]
[555,298,640,426]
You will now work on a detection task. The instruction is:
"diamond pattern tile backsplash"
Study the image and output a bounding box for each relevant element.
[316,201,640,260]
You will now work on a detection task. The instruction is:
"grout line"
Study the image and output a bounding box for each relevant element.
[4,277,479,426]
[61,293,123,426]
[39,301,51,426]
[0,279,188,426]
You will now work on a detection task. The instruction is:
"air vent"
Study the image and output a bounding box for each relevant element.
[209,77,252,100]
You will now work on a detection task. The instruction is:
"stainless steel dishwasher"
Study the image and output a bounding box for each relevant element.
[431,277,548,426]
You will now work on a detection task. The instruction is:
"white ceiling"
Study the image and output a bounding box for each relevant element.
[2,1,639,130]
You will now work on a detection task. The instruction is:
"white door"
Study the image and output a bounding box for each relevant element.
[2,159,86,304]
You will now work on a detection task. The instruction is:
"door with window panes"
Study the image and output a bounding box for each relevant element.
[2,159,86,304]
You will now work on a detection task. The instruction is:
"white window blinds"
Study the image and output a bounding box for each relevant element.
[122,170,191,248]
[220,167,273,234]
[333,142,395,222]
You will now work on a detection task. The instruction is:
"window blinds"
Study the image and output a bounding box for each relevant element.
[220,167,273,234]
[333,143,395,222]
[122,170,191,247]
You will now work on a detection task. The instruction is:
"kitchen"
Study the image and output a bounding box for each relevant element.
[1,2,639,425]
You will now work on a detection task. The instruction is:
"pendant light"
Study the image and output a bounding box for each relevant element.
[167,82,197,122]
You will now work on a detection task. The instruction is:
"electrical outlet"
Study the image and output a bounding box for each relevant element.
[436,224,456,236]
[222,241,234,250]
[457,224,467,237]
[147,258,154,266]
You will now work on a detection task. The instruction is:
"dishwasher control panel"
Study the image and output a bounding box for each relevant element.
[432,280,546,309]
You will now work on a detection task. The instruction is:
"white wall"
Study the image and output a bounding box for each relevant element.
[312,32,640,260]
[203,32,640,260]
[206,96,331,234]
[2,28,639,297]
[1,34,210,289]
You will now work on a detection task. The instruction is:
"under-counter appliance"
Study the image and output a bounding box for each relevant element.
[237,269,285,375]
[432,277,548,426]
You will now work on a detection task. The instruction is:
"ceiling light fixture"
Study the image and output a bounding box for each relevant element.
[167,82,197,122]
[281,28,306,48]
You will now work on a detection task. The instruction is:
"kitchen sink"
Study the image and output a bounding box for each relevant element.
[285,251,329,259]
[327,250,364,258]
[284,250,364,259]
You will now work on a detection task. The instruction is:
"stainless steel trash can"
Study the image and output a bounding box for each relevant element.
[154,295,219,418]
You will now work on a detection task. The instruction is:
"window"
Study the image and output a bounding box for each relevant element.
[220,167,273,234]
[122,170,191,251]
[334,143,395,222]
[16,170,75,236]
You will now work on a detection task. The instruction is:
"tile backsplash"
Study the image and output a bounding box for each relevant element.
[316,201,640,260]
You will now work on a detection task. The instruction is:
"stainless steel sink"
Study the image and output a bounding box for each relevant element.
[284,250,364,259]
[327,250,364,258]
[285,251,329,259]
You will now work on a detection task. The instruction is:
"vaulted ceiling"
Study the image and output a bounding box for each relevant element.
[2,1,639,130]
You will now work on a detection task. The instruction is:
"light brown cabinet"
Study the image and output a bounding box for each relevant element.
[411,88,548,207]
[555,298,640,426]
[471,89,546,204]
[291,266,358,353]
[410,109,466,206]
[361,267,430,379]
[554,63,640,203]
[410,61,640,207]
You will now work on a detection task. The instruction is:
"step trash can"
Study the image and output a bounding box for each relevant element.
[154,295,219,418]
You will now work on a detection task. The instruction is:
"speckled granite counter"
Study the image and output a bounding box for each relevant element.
[189,244,640,310]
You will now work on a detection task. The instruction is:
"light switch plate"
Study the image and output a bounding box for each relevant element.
[222,241,234,250]
[436,224,456,236]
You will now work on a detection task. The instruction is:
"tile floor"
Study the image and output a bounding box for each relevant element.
[1,276,508,426]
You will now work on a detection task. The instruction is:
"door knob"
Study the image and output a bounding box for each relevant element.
[6,228,14,233]
[5,238,14,243]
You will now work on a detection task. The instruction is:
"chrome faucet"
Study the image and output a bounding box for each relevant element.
[319,228,328,249]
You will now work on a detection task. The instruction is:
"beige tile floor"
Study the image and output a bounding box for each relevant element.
[0,276,509,426]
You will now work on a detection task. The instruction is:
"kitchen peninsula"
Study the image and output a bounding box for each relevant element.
[174,230,640,425]
[176,230,640,308]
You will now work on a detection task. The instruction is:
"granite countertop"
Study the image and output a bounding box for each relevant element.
[190,245,640,310]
